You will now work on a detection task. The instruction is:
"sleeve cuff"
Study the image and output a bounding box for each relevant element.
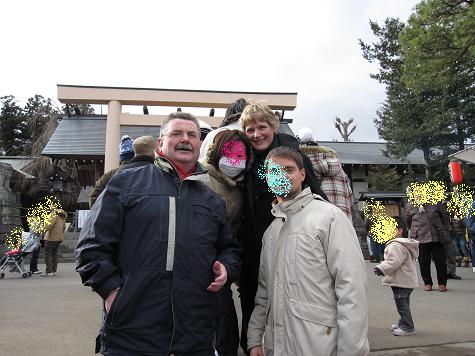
[96,274,123,300]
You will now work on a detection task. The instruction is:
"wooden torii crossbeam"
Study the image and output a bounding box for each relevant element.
[57,84,297,171]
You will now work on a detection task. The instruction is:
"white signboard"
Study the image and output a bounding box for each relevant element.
[77,210,90,230]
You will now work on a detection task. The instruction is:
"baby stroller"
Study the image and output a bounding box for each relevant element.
[0,232,40,279]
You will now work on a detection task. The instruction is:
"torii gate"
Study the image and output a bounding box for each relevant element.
[57,84,297,172]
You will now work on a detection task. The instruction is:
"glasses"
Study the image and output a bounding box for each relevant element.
[166,130,200,140]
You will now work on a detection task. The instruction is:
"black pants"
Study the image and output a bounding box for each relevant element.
[215,286,239,356]
[391,287,414,332]
[44,241,61,273]
[238,279,258,355]
[419,242,447,286]
[29,246,40,272]
[445,240,457,275]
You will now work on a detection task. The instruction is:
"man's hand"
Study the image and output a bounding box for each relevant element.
[250,346,264,356]
[105,288,119,313]
[207,261,227,292]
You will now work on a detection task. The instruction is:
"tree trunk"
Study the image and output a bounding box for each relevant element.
[422,145,431,179]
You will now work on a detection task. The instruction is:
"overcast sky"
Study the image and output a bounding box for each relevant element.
[0,0,419,142]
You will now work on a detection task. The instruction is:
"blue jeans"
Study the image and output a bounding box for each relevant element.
[370,236,385,262]
[452,234,468,257]
[392,287,414,332]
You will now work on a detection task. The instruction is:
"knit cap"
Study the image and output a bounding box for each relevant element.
[119,135,134,161]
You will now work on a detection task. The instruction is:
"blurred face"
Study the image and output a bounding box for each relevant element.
[218,139,248,178]
[220,139,247,164]
[158,119,201,170]
[244,119,276,152]
[266,156,305,202]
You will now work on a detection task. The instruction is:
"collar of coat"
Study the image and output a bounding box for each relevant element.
[154,155,208,182]
[271,187,326,219]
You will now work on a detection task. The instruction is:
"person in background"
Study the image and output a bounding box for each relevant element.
[198,119,213,142]
[374,216,419,337]
[298,127,354,222]
[199,98,248,160]
[28,229,44,275]
[451,216,470,268]
[406,200,450,292]
[366,208,385,263]
[197,129,252,356]
[238,102,328,353]
[247,146,369,356]
[42,208,67,277]
[446,215,463,279]
[128,135,156,166]
[463,192,475,273]
[89,135,134,207]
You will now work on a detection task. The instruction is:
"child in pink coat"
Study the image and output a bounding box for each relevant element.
[374,216,419,336]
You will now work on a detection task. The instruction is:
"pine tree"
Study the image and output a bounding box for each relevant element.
[0,96,27,155]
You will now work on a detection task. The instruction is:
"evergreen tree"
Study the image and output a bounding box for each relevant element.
[367,164,402,191]
[400,0,475,150]
[360,18,454,179]
[0,96,28,155]
[22,95,59,155]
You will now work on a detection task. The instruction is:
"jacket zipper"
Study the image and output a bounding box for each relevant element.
[110,273,129,326]
[168,178,180,353]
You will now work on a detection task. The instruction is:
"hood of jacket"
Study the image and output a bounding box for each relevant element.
[300,145,343,177]
[386,237,419,259]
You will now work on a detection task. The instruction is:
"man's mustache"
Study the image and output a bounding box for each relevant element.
[176,143,193,152]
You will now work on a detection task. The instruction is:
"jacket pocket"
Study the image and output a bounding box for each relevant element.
[192,201,220,241]
[289,298,337,327]
[105,273,130,327]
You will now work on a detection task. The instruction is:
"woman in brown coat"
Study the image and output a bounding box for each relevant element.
[42,209,67,277]
[197,129,253,356]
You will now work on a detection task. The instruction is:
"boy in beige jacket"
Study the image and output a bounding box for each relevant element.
[374,216,419,336]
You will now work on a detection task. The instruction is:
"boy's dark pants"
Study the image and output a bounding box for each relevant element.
[418,241,447,286]
[391,287,414,332]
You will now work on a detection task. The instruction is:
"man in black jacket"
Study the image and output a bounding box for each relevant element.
[76,112,241,356]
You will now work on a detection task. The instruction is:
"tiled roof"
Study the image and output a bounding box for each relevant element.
[315,141,426,165]
[43,117,425,165]
[42,116,294,158]
[42,116,161,158]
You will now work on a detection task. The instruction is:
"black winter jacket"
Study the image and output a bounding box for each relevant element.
[76,157,241,356]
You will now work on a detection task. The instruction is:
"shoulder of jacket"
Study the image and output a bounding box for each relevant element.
[276,133,299,149]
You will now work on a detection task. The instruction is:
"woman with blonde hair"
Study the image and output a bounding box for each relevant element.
[238,101,328,352]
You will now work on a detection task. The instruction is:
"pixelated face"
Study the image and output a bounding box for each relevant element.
[244,119,276,152]
[158,119,201,167]
[221,139,247,166]
[266,156,305,199]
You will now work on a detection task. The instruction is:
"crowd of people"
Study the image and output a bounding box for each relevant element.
[72,98,474,356]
